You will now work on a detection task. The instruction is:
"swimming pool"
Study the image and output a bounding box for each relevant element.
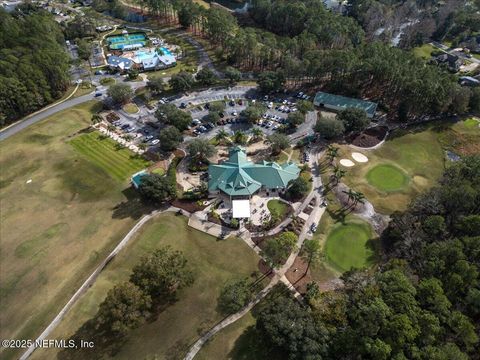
[135,50,155,61]
[157,47,173,56]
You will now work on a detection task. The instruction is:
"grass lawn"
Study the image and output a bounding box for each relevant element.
[32,213,262,360]
[0,102,150,360]
[152,167,165,175]
[366,164,410,192]
[412,43,435,59]
[122,103,139,114]
[437,117,480,156]
[99,77,116,86]
[70,131,150,181]
[337,129,445,214]
[196,312,256,360]
[324,219,377,273]
[267,199,289,219]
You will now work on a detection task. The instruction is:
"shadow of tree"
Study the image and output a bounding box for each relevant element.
[111,187,154,220]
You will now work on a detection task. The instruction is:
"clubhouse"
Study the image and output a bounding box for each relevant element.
[208,147,300,218]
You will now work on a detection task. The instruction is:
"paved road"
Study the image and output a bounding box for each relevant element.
[0,81,145,142]
[430,41,480,65]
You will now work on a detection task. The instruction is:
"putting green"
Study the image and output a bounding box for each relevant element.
[366,164,409,191]
[324,221,376,273]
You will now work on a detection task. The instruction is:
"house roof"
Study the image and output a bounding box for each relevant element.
[313,91,378,118]
[208,147,300,196]
[107,55,134,70]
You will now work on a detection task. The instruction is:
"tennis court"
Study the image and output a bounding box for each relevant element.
[106,33,147,50]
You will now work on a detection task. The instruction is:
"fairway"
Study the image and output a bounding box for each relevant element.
[0,102,148,360]
[33,213,262,360]
[70,131,150,181]
[366,164,409,191]
[324,221,376,273]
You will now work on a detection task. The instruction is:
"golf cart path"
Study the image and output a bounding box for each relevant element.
[19,207,189,360]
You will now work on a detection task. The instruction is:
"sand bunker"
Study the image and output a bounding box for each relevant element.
[352,152,369,163]
[340,159,355,167]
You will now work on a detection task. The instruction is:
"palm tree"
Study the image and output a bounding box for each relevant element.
[342,189,365,208]
[215,129,229,144]
[251,127,263,141]
[301,239,322,273]
[106,124,116,135]
[326,145,339,165]
[91,113,102,126]
[332,165,346,185]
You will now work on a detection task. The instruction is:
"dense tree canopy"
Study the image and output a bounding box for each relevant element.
[158,125,183,151]
[0,8,70,125]
[217,278,253,314]
[138,173,176,203]
[156,103,192,131]
[107,84,134,105]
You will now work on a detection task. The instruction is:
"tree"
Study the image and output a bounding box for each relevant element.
[203,111,220,124]
[305,281,320,302]
[215,129,229,144]
[297,100,314,114]
[209,101,225,113]
[91,113,103,125]
[127,68,139,81]
[241,104,265,124]
[251,127,263,141]
[196,67,217,86]
[287,111,305,128]
[261,231,298,267]
[267,133,289,154]
[257,71,285,93]
[107,83,133,105]
[255,292,329,359]
[337,108,370,133]
[233,130,248,144]
[156,104,192,131]
[217,278,253,314]
[287,176,309,200]
[147,77,165,95]
[94,282,151,336]
[342,189,365,207]
[130,246,194,299]
[314,117,345,139]
[302,238,322,272]
[76,38,93,72]
[138,174,176,203]
[158,126,183,151]
[187,138,216,160]
[224,66,241,85]
[169,71,195,93]
[331,165,346,185]
[326,145,339,164]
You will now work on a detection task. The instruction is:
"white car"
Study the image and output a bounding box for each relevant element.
[232,111,238,116]
[267,102,273,109]
[258,119,264,125]
[151,139,160,145]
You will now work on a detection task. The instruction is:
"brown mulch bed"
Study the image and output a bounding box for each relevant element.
[350,126,388,148]
[285,256,311,294]
[171,199,206,213]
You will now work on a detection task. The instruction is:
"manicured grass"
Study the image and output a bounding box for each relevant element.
[152,167,165,175]
[122,103,139,114]
[267,199,289,219]
[324,220,377,273]
[338,129,445,214]
[33,213,262,360]
[100,77,115,86]
[70,131,150,181]
[412,43,435,59]
[196,312,256,360]
[366,164,410,192]
[463,117,480,129]
[0,102,149,360]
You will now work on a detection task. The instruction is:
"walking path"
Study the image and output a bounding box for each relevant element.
[19,207,188,360]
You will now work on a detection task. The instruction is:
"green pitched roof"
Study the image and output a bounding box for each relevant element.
[313,91,378,118]
[208,147,300,196]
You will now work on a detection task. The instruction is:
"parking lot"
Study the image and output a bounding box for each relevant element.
[100,86,318,152]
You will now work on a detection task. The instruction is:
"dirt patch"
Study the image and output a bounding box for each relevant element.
[350,126,388,148]
[285,256,311,294]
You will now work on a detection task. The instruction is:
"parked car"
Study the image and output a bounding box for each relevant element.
[310,223,317,232]
[232,111,238,116]
[179,102,187,109]
[94,92,102,97]
[151,139,160,145]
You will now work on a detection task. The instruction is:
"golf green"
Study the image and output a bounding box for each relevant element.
[366,164,409,191]
[324,222,376,273]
